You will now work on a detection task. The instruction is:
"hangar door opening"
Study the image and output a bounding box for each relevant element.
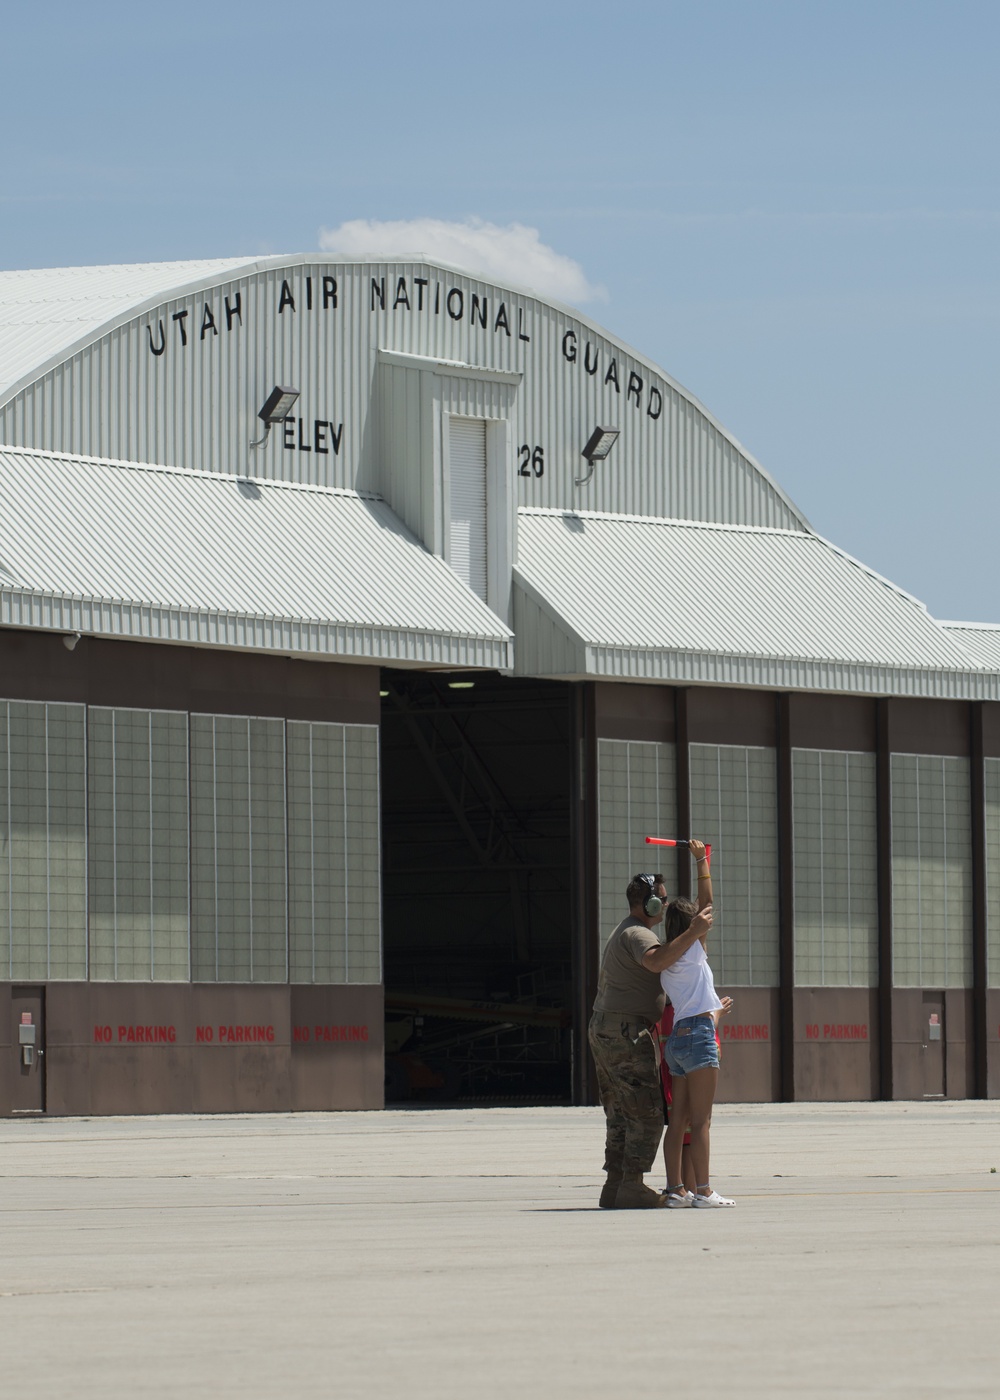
[380,672,573,1103]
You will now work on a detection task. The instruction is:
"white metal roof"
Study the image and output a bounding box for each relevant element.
[0,259,257,396]
[939,622,1000,671]
[0,446,511,668]
[513,508,1000,697]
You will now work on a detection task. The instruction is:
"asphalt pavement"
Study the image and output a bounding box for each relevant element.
[1,1101,997,1399]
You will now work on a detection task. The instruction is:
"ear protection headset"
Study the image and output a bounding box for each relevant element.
[636,873,663,917]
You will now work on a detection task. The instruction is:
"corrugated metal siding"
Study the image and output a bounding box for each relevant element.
[513,508,1000,698]
[0,446,511,668]
[0,258,808,530]
[511,584,583,677]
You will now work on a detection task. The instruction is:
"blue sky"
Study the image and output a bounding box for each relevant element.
[3,0,998,621]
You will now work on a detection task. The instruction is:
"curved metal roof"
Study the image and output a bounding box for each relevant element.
[0,258,259,397]
[0,255,808,532]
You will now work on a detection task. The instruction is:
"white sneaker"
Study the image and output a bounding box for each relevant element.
[693,1189,735,1208]
[663,1188,694,1208]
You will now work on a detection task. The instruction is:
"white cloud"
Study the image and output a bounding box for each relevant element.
[317,217,605,305]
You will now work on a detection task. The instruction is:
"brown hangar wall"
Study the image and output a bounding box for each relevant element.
[585,681,1000,1105]
[0,629,379,724]
[0,629,383,1117]
[1,983,383,1115]
[4,632,1000,1113]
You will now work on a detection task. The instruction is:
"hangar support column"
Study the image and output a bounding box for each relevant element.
[970,703,988,1098]
[876,699,895,1101]
[776,694,796,1102]
[570,682,599,1105]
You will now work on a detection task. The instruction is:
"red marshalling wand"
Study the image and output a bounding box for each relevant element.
[645,837,712,863]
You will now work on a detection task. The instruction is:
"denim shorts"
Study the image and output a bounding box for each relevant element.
[664,1014,719,1077]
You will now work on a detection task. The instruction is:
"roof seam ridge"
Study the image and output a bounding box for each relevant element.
[0,443,383,501]
[517,506,808,537]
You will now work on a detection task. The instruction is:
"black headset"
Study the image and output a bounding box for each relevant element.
[635,873,663,917]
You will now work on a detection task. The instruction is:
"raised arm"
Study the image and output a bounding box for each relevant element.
[641,905,713,973]
[689,838,712,911]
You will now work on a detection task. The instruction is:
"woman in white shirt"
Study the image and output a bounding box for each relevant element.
[660,850,735,1208]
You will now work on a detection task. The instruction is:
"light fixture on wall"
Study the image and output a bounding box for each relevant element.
[447,681,475,689]
[249,385,300,449]
[576,425,620,485]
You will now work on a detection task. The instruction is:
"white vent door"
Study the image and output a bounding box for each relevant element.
[448,416,488,600]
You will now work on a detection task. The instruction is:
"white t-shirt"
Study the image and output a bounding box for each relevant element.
[659,938,723,1022]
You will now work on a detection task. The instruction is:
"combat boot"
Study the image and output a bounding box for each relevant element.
[614,1175,668,1209]
[599,1173,623,1208]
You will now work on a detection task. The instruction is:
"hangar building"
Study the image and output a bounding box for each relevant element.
[0,255,998,1114]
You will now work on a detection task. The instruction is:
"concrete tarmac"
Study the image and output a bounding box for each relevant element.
[1,1102,998,1399]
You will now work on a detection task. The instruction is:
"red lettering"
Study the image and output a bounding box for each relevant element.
[94,1024,112,1043]
[301,1024,371,1045]
[117,1025,127,1042]
[196,1025,213,1043]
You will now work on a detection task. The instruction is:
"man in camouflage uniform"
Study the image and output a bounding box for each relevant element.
[589,865,712,1209]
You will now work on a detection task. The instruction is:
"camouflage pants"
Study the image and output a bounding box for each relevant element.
[588,1011,664,1178]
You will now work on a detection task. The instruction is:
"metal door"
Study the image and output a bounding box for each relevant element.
[448,416,488,600]
[921,992,945,1098]
[11,986,45,1113]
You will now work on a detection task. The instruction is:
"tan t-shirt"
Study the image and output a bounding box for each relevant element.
[592,916,664,1024]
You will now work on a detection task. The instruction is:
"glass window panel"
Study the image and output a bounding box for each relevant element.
[792,749,877,987]
[288,721,381,985]
[191,714,287,983]
[597,740,678,954]
[891,753,972,988]
[689,743,778,987]
[87,707,189,982]
[0,700,87,979]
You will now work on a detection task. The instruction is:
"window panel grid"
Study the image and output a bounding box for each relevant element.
[3,701,383,988]
[190,714,288,984]
[87,707,189,983]
[792,749,877,987]
[597,740,678,953]
[288,722,381,985]
[689,743,779,987]
[891,753,972,988]
[0,700,88,980]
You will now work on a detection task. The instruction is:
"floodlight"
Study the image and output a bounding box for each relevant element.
[258,385,300,425]
[250,385,300,448]
[582,426,620,464]
[576,425,620,485]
